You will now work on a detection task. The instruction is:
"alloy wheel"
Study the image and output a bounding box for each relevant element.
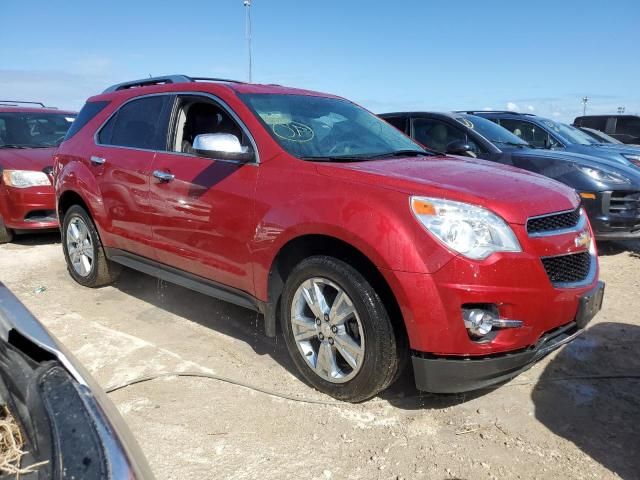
[290,277,365,383]
[66,216,94,277]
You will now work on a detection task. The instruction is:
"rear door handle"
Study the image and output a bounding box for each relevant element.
[90,156,106,165]
[153,170,175,182]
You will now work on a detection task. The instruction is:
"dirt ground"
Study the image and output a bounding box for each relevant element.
[0,233,638,480]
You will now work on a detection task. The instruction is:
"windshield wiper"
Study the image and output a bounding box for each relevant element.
[368,149,429,159]
[491,140,530,148]
[0,144,29,149]
[300,155,372,162]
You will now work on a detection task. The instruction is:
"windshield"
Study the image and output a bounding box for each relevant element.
[580,127,622,144]
[0,112,76,148]
[239,94,426,159]
[455,114,529,147]
[537,118,593,145]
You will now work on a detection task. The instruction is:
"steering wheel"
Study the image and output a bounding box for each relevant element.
[327,139,365,156]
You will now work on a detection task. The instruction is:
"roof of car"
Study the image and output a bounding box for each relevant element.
[89,75,342,102]
[0,106,76,114]
[380,111,486,121]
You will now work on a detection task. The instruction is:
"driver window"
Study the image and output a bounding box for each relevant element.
[412,118,477,154]
[172,97,248,154]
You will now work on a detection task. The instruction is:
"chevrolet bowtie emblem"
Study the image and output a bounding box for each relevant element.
[575,231,591,249]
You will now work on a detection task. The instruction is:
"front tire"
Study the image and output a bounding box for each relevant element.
[281,256,402,402]
[62,205,120,287]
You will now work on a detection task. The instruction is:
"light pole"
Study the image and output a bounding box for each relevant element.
[244,0,252,82]
[581,96,588,116]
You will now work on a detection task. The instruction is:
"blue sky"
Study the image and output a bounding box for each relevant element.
[1,0,638,121]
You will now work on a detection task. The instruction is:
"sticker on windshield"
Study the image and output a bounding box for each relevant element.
[458,117,474,129]
[272,122,315,142]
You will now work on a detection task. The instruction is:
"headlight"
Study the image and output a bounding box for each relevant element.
[410,196,521,260]
[622,154,640,167]
[576,166,629,184]
[1,170,51,188]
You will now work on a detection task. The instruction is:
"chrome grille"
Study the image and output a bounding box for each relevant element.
[607,191,640,216]
[527,208,581,235]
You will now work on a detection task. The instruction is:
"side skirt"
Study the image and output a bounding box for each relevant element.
[104,248,266,314]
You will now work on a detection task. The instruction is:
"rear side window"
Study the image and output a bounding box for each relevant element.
[64,101,109,140]
[576,116,607,130]
[98,95,171,150]
[615,117,640,136]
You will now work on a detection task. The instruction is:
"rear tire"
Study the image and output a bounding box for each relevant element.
[61,205,120,287]
[0,219,13,244]
[281,255,402,402]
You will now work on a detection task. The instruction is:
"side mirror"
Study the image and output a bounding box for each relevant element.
[446,140,475,157]
[193,133,255,162]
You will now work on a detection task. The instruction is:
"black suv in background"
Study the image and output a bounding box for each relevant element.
[469,111,640,169]
[574,115,640,145]
[381,111,640,240]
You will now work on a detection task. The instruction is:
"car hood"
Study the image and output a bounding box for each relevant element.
[589,143,640,154]
[513,147,640,182]
[316,155,578,225]
[0,147,57,171]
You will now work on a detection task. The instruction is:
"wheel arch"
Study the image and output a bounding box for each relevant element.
[264,234,407,350]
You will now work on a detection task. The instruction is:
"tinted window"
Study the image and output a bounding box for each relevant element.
[383,116,408,134]
[0,112,76,148]
[99,96,170,150]
[575,116,607,130]
[64,101,108,140]
[412,118,480,154]
[498,119,559,149]
[615,117,640,136]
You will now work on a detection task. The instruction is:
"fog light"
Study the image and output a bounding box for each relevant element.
[463,308,495,337]
[462,307,524,339]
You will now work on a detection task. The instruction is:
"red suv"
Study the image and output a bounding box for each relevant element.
[0,102,76,242]
[54,76,604,402]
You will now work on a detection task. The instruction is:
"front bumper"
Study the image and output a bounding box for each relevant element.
[412,281,605,393]
[581,191,640,240]
[0,184,58,230]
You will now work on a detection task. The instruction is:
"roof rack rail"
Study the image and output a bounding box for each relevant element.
[102,75,245,93]
[190,77,245,84]
[0,100,47,108]
[456,110,522,114]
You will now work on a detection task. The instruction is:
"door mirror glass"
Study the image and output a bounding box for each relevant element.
[446,140,475,157]
[193,133,255,162]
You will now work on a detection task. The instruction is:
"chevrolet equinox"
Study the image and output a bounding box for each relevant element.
[54,76,604,402]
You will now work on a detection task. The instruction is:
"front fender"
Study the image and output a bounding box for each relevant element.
[251,162,456,301]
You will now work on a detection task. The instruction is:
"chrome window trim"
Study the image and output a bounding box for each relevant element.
[527,208,585,238]
[93,91,260,165]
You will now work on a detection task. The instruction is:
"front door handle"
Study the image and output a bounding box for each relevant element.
[90,156,106,165]
[153,170,175,182]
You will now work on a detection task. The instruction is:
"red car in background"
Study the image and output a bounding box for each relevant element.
[0,101,76,243]
[54,76,604,401]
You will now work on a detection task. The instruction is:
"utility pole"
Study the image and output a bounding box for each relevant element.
[581,96,588,116]
[244,0,252,82]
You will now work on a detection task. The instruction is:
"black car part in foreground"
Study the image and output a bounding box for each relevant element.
[0,282,153,479]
